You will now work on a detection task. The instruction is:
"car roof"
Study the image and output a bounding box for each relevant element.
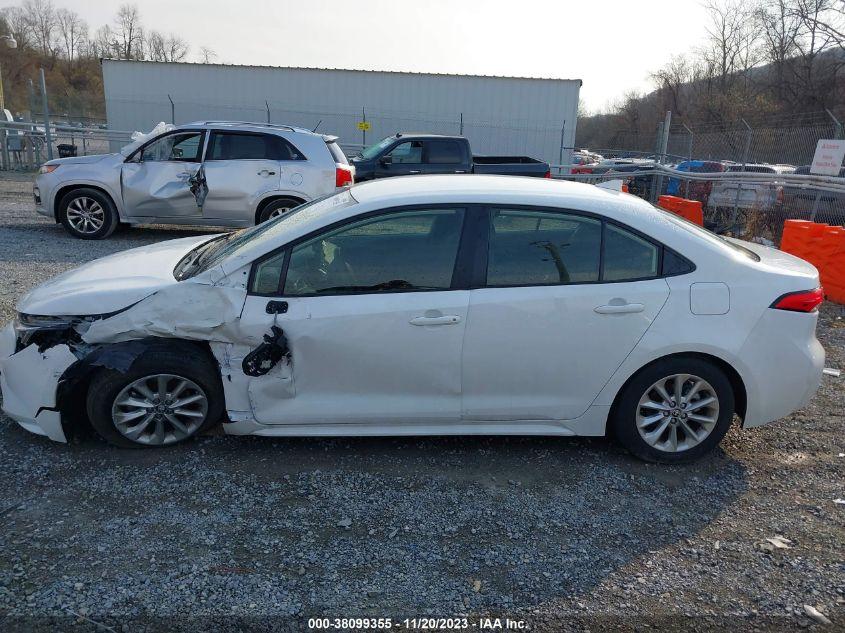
[181,121,318,137]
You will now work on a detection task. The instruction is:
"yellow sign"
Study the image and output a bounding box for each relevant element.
[357,121,371,131]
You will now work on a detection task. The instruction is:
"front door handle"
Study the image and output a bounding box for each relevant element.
[409,170,421,174]
[594,303,645,314]
[410,315,462,326]
[258,169,277,176]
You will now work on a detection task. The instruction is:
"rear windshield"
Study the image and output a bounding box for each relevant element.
[652,205,760,262]
[326,141,348,165]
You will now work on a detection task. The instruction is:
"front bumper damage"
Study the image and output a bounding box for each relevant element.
[0,323,77,442]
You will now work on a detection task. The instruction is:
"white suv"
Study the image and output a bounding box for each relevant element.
[33,121,354,239]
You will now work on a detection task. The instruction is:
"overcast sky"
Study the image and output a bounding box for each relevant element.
[68,0,711,112]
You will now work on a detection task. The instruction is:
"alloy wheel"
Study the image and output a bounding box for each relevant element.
[635,373,720,453]
[65,196,105,234]
[111,374,208,445]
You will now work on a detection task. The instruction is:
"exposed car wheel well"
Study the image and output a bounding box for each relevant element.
[56,338,221,439]
[607,352,747,434]
[53,184,118,223]
[255,195,305,224]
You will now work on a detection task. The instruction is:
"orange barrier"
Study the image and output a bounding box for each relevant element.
[781,219,845,305]
[657,195,703,226]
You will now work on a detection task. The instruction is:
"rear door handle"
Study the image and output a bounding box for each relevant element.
[410,315,462,326]
[594,303,645,314]
[258,169,277,176]
[409,170,421,174]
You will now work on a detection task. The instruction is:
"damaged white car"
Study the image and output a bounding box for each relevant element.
[0,175,825,462]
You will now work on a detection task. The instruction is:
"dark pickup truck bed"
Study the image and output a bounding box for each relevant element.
[350,134,550,181]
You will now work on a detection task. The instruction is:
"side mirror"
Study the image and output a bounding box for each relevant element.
[379,155,392,167]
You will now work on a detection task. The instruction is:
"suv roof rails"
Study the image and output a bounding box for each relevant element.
[188,121,308,133]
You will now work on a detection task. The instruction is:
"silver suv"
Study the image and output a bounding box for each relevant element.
[34,121,354,239]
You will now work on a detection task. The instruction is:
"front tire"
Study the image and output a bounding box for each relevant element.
[86,343,224,448]
[58,187,120,240]
[610,357,735,463]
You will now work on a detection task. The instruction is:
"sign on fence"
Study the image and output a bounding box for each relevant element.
[810,139,845,176]
[356,121,371,132]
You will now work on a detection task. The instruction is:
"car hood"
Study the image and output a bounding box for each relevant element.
[45,153,116,167]
[17,235,219,316]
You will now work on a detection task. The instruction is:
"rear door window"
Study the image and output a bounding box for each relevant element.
[425,140,462,165]
[602,224,659,281]
[208,132,303,161]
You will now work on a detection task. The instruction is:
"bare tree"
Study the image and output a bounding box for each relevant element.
[146,30,188,62]
[22,0,57,56]
[757,0,802,106]
[701,0,761,94]
[114,3,143,60]
[199,46,217,64]
[2,6,32,49]
[56,7,87,61]
[650,55,697,117]
[785,0,845,109]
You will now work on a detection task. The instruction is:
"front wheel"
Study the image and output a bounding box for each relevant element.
[86,343,224,448]
[610,357,735,463]
[58,187,120,240]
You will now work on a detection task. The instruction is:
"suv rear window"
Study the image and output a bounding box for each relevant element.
[326,140,349,165]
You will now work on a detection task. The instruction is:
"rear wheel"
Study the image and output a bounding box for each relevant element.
[257,197,301,224]
[610,357,735,463]
[58,187,120,240]
[86,344,223,448]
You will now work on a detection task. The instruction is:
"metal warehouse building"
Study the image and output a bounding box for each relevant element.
[102,59,581,164]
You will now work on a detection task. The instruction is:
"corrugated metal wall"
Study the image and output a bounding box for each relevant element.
[102,60,580,164]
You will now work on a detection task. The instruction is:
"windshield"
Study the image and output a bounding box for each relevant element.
[174,190,358,279]
[358,136,395,160]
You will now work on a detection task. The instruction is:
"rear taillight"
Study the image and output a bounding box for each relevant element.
[544,170,551,179]
[335,165,353,188]
[771,288,824,313]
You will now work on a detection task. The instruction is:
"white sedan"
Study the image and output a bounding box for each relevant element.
[0,176,825,462]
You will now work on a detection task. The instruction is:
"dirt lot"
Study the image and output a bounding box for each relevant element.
[0,174,842,632]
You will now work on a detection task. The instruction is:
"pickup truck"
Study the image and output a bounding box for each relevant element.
[349,133,550,181]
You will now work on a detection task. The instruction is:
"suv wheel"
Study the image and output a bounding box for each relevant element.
[257,197,300,224]
[610,357,735,463]
[58,188,120,240]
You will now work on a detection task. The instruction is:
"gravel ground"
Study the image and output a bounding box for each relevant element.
[0,174,842,632]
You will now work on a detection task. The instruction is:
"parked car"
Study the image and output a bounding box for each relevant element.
[1,175,824,463]
[666,160,727,207]
[781,164,845,223]
[589,159,658,199]
[349,134,550,180]
[33,121,354,240]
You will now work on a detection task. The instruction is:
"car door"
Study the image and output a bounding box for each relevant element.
[375,140,424,178]
[199,131,286,222]
[460,207,671,422]
[120,130,206,218]
[236,206,471,425]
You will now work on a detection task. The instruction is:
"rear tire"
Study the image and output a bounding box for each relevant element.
[86,342,224,448]
[58,187,120,240]
[610,357,735,463]
[257,197,301,224]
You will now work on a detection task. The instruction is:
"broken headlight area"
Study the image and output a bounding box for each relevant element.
[15,313,99,352]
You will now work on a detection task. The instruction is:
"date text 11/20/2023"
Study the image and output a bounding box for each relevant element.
[307,617,527,630]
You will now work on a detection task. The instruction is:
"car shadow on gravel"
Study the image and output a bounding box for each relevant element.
[0,419,749,620]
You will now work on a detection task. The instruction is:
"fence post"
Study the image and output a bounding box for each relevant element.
[682,123,694,197]
[459,112,463,135]
[652,111,671,203]
[265,100,270,123]
[168,94,175,124]
[39,68,53,161]
[361,106,366,147]
[827,109,843,140]
[558,121,566,174]
[729,119,752,230]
